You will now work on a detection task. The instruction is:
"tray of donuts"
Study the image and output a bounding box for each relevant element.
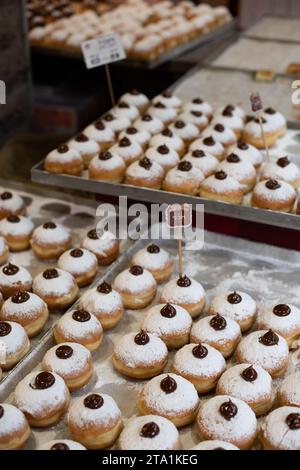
[0,182,128,398]
[32,88,300,230]
[2,228,300,450]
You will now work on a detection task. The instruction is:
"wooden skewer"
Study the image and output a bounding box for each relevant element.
[257,111,271,161]
[178,238,183,278]
[105,64,115,107]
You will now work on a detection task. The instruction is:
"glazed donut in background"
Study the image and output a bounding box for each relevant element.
[0,404,30,450]
[118,415,180,450]
[82,229,119,266]
[68,133,100,169]
[260,406,300,450]
[112,330,168,379]
[200,170,244,205]
[44,143,84,176]
[0,291,48,338]
[0,215,34,251]
[0,191,26,220]
[84,120,115,150]
[134,114,164,136]
[126,157,165,189]
[113,265,157,310]
[131,244,174,283]
[149,128,185,157]
[196,395,257,450]
[217,153,257,193]
[191,440,240,450]
[68,393,123,449]
[37,440,86,450]
[32,268,79,311]
[138,373,199,427]
[42,342,93,391]
[190,314,241,358]
[80,281,124,329]
[202,123,237,148]
[242,117,278,149]
[58,248,98,287]
[208,290,257,332]
[152,91,182,111]
[262,107,287,138]
[190,136,225,160]
[260,156,300,189]
[236,329,289,378]
[0,321,30,370]
[229,141,263,169]
[258,303,300,346]
[183,149,219,178]
[145,145,180,173]
[160,275,205,318]
[110,137,143,166]
[182,97,213,120]
[54,309,103,352]
[119,126,150,150]
[277,372,300,408]
[120,89,150,113]
[0,263,32,298]
[0,236,9,265]
[30,221,71,260]
[163,161,204,195]
[251,179,296,212]
[172,343,226,393]
[216,363,273,416]
[88,151,126,183]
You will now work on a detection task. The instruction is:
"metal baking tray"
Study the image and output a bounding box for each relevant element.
[0,180,130,398]
[4,227,300,449]
[243,15,300,44]
[31,20,235,70]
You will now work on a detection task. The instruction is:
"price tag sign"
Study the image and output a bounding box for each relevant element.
[81,33,126,69]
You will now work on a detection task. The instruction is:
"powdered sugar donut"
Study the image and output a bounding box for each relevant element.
[68,393,122,449]
[84,120,115,150]
[209,290,257,332]
[38,440,86,450]
[119,126,150,150]
[14,371,70,427]
[202,123,237,148]
[88,151,125,183]
[0,404,30,450]
[80,281,124,329]
[277,372,300,408]
[183,149,219,177]
[148,102,177,126]
[172,343,226,393]
[126,157,164,189]
[260,406,300,450]
[229,141,263,169]
[42,342,93,391]
[54,309,103,352]
[131,244,173,283]
[0,191,26,220]
[149,128,185,157]
[44,143,83,176]
[183,98,213,119]
[216,364,273,416]
[81,229,119,266]
[178,110,209,131]
[212,106,244,138]
[0,263,32,298]
[68,133,100,169]
[110,137,143,166]
[0,236,9,265]
[30,221,71,260]
[236,329,289,378]
[190,136,224,160]
[258,303,300,346]
[251,179,296,212]
[142,303,192,349]
[190,314,241,358]
[102,112,130,134]
[120,89,149,113]
[0,321,30,369]
[134,114,164,136]
[112,330,168,379]
[260,156,300,189]
[215,104,246,122]
[58,248,98,287]
[163,161,204,195]
[32,268,78,311]
[217,153,257,193]
[243,117,278,149]
[200,170,244,205]
[113,101,139,122]
[145,145,179,173]
[0,215,34,251]
[1,291,48,337]
[152,92,182,110]
[160,275,205,318]
[170,119,199,145]
[119,415,180,450]
[191,440,239,450]
[138,373,199,427]
[262,107,286,138]
[113,265,157,310]
[197,395,257,450]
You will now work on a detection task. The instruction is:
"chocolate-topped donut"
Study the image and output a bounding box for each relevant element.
[55,345,73,359]
[84,393,104,409]
[177,275,191,287]
[72,309,91,322]
[11,291,30,304]
[43,268,59,280]
[219,399,238,421]
[31,371,55,390]
[241,365,258,382]
[140,422,160,438]
[97,281,112,294]
[160,375,177,394]
[160,303,176,318]
[134,330,150,345]
[210,314,227,331]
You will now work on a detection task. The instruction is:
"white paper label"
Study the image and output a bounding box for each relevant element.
[81,33,126,69]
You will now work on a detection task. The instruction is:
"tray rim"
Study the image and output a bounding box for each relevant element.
[243,14,300,45]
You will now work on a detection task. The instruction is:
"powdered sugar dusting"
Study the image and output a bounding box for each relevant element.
[1,293,46,320]
[33,269,75,296]
[0,404,28,438]
[56,309,102,339]
[80,286,123,318]
[131,246,172,271]
[161,277,205,305]
[68,393,121,429]
[42,342,91,377]
[113,268,156,294]
[142,304,192,337]
[173,343,226,377]
[261,406,300,450]
[114,332,167,368]
[191,315,241,346]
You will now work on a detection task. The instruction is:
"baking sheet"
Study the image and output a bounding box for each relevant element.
[0,181,129,397]
[5,228,300,450]
[245,16,300,43]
